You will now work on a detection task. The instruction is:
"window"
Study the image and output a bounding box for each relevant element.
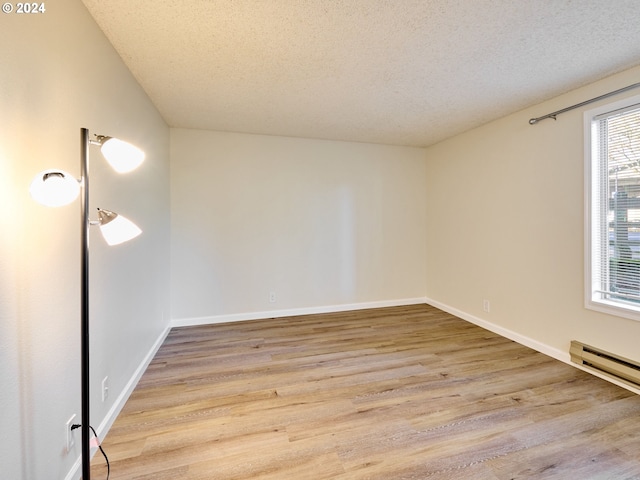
[586,95,640,320]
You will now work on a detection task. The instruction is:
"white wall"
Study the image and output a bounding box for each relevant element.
[170,129,427,323]
[424,64,640,367]
[0,1,170,478]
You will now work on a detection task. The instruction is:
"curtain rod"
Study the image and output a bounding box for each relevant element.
[528,81,640,125]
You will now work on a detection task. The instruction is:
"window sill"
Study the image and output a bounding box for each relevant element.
[586,297,640,323]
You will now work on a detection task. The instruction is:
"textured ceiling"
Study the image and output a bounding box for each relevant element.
[81,0,640,147]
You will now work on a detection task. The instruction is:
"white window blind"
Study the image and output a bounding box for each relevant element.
[588,101,640,315]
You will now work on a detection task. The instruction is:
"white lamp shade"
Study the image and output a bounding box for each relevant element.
[30,170,80,207]
[97,210,142,246]
[100,137,145,173]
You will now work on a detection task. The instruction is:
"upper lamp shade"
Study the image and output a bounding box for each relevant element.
[100,137,145,173]
[30,170,80,207]
[97,209,142,246]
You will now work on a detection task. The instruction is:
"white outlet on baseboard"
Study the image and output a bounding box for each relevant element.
[483,299,490,313]
[65,414,76,453]
[269,291,276,303]
[102,376,109,402]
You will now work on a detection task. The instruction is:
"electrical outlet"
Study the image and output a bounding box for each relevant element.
[483,299,490,313]
[269,291,276,303]
[65,414,76,453]
[102,376,109,402]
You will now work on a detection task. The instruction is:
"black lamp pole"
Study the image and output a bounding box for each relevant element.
[80,127,91,480]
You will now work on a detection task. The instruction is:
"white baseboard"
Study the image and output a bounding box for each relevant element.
[63,457,82,480]
[171,297,429,328]
[424,297,568,362]
[424,297,640,395]
[95,326,171,437]
[64,325,171,480]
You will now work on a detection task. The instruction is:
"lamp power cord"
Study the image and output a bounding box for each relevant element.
[70,424,110,480]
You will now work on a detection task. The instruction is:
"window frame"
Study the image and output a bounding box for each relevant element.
[584,93,640,322]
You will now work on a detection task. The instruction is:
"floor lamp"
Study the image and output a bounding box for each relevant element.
[30,127,145,480]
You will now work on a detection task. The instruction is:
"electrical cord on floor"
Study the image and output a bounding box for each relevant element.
[70,424,110,480]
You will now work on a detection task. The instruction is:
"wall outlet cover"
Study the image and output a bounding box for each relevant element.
[65,414,76,453]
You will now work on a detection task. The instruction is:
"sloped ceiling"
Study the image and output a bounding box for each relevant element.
[81,0,640,147]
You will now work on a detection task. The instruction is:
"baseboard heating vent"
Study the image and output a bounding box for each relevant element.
[570,341,640,388]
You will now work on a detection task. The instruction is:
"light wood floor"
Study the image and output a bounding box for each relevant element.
[92,304,640,479]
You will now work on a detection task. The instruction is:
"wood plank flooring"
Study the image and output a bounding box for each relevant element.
[91,304,640,479]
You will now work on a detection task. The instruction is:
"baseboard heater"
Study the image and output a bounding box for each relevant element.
[570,340,640,389]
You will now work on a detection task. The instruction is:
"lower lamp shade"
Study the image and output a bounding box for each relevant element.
[30,170,80,207]
[97,209,142,246]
